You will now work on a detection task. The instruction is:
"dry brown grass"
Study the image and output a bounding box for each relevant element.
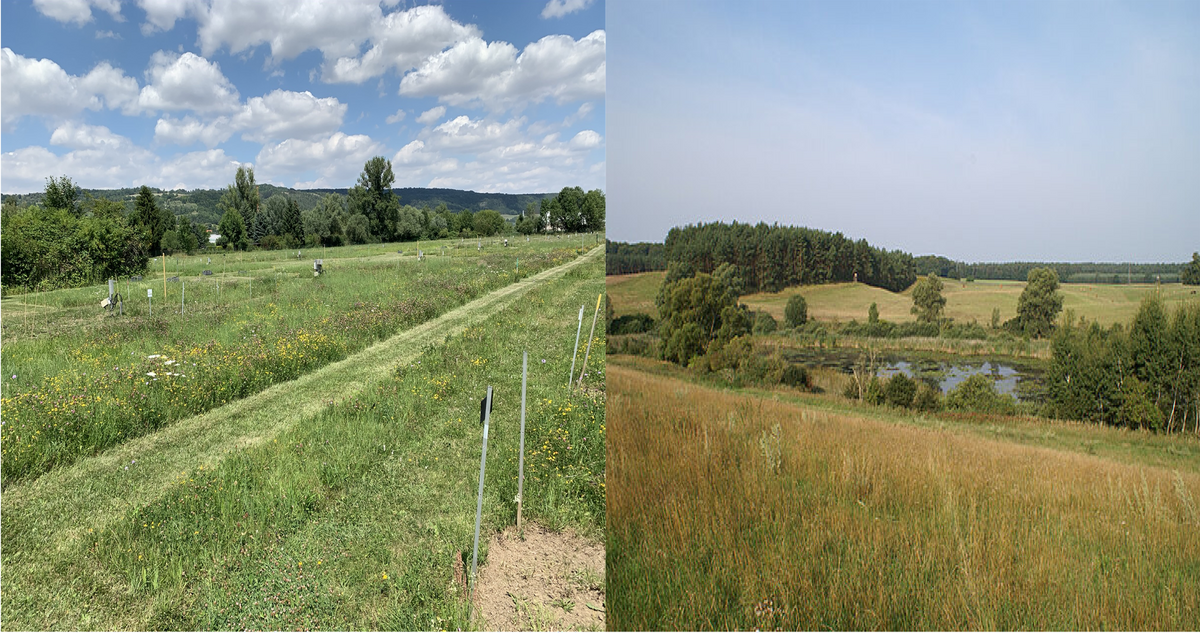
[607,365,1200,630]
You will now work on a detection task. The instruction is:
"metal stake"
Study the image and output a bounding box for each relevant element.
[469,386,493,622]
[517,353,528,533]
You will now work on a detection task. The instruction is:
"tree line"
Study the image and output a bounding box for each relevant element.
[914,255,1193,285]
[1,157,603,292]
[215,158,603,250]
[663,221,917,293]
[606,240,666,275]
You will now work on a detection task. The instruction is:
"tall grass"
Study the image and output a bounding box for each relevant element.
[607,365,1200,630]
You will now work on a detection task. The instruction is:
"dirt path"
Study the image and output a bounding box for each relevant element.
[473,524,606,631]
[1,246,601,593]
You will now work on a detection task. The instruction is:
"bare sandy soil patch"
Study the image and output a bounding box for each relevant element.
[472,524,605,631]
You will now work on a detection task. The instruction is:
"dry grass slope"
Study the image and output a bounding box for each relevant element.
[607,365,1200,630]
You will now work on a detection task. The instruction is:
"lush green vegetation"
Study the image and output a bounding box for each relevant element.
[1183,252,1200,285]
[0,237,588,485]
[1,248,604,630]
[605,240,666,275]
[1047,297,1200,433]
[663,221,918,293]
[607,360,1200,630]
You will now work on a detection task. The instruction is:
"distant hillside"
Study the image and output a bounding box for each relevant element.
[305,187,553,217]
[2,185,554,228]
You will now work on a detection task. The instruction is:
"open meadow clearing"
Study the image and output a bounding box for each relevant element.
[607,270,1197,328]
[1,240,605,630]
[606,357,1200,630]
[0,234,597,484]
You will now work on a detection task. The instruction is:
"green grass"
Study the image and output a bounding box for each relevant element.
[0,235,589,485]
[743,279,1199,327]
[605,271,1199,328]
[607,357,1200,630]
[1,246,604,630]
[606,271,664,319]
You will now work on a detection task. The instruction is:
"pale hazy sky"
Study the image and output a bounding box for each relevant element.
[607,0,1199,263]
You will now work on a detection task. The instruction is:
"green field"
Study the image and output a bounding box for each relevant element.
[606,270,1198,327]
[1,241,605,630]
[607,356,1200,630]
[0,235,596,484]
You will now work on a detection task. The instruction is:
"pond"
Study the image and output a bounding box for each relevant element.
[782,348,1047,403]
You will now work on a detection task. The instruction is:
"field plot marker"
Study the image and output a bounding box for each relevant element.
[517,352,528,534]
[469,385,494,622]
[577,293,602,389]
[569,304,584,387]
[147,287,153,318]
[181,282,185,316]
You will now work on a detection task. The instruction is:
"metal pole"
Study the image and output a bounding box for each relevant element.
[577,293,602,388]
[568,305,584,387]
[181,282,185,316]
[469,385,493,622]
[162,254,167,303]
[517,352,528,533]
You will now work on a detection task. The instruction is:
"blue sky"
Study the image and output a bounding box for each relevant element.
[1,0,604,194]
[608,0,1199,262]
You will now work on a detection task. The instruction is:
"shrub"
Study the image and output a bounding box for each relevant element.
[912,384,942,412]
[884,373,917,408]
[610,313,656,335]
[753,312,778,335]
[864,377,885,406]
[785,295,808,328]
[945,374,1017,415]
[781,364,809,389]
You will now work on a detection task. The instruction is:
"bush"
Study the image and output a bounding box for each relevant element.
[912,384,942,412]
[781,364,809,389]
[608,333,660,358]
[884,373,917,408]
[945,374,1017,415]
[864,376,885,406]
[610,313,656,335]
[752,312,778,335]
[785,295,808,328]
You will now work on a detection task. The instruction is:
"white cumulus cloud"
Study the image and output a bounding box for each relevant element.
[398,30,605,109]
[1,49,139,130]
[541,0,594,19]
[33,0,123,25]
[416,106,446,125]
[385,109,407,124]
[137,51,240,114]
[320,4,478,83]
[255,132,384,185]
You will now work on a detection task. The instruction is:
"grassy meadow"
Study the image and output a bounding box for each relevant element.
[0,234,595,484]
[606,357,1200,630]
[606,270,1198,327]
[1,243,605,630]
